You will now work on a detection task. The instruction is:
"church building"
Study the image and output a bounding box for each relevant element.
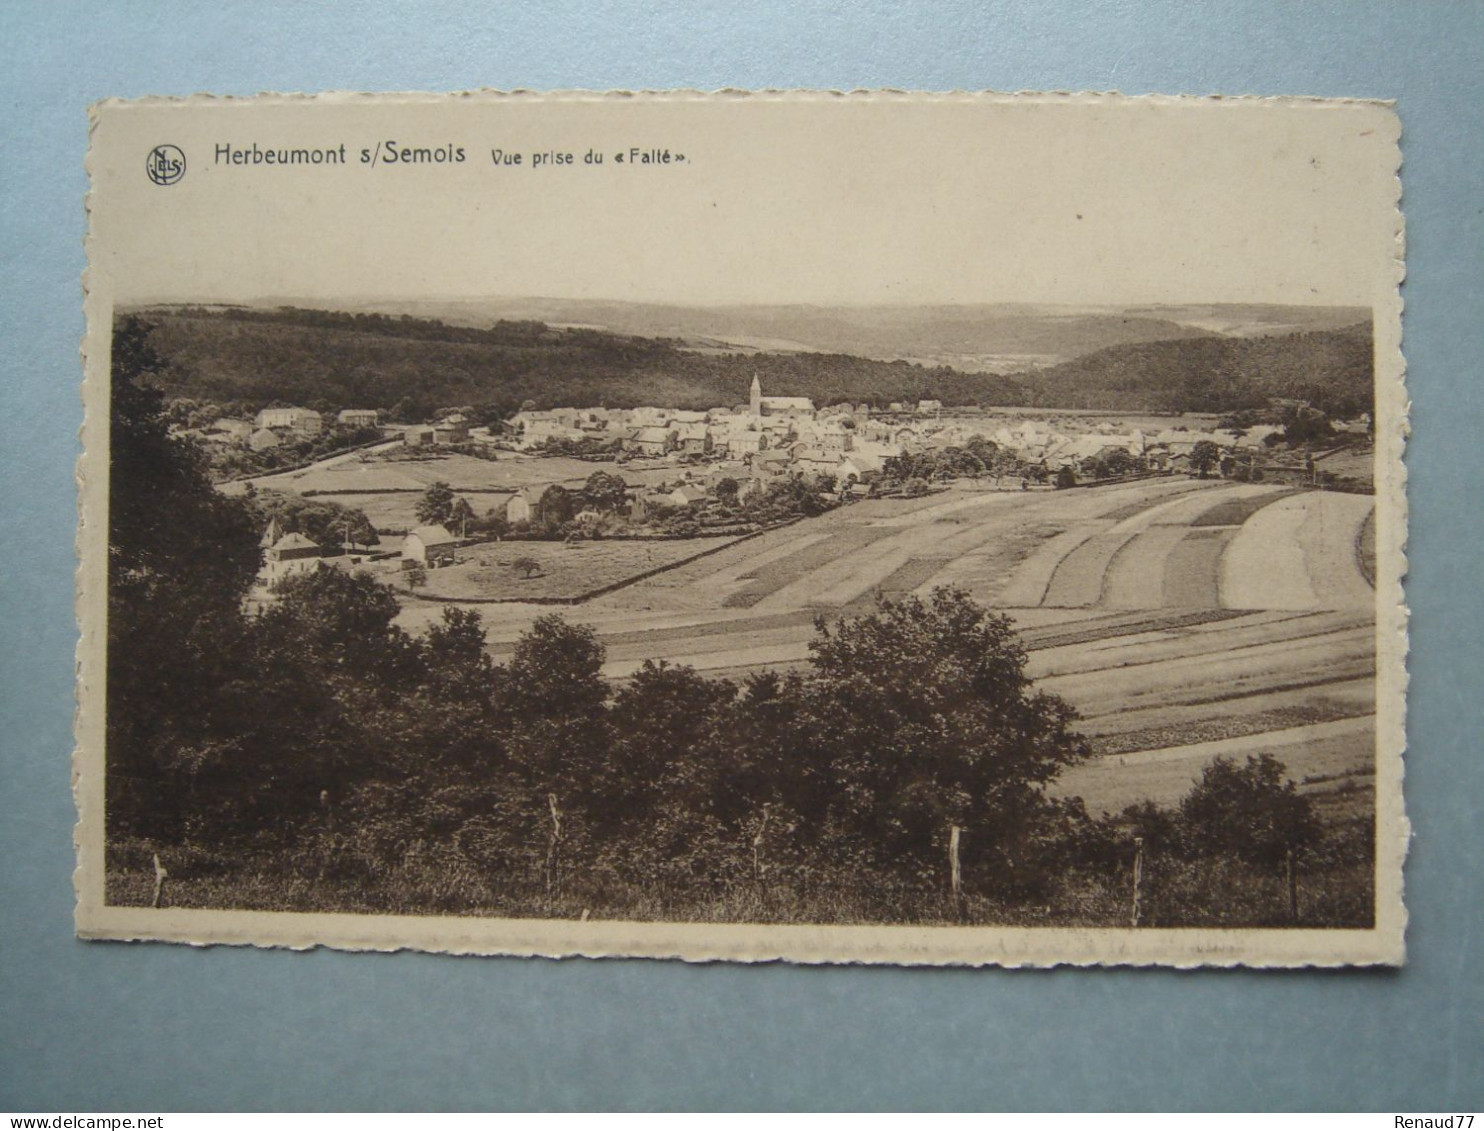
[749,374,815,418]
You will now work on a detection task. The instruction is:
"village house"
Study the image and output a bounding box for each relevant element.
[625,426,677,457]
[792,447,843,478]
[917,400,944,415]
[702,462,748,489]
[337,409,380,428]
[668,484,710,508]
[815,422,854,452]
[524,418,586,449]
[674,422,712,456]
[433,417,470,445]
[263,532,323,585]
[623,492,664,523]
[402,525,459,568]
[758,417,795,444]
[248,428,281,451]
[505,488,539,525]
[837,452,883,484]
[255,406,323,436]
[726,430,766,459]
[751,449,793,478]
[402,425,436,448]
[210,418,253,442]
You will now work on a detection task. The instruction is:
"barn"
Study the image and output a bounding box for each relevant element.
[402,525,459,567]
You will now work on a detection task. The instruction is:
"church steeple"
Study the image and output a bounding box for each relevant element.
[750,373,762,416]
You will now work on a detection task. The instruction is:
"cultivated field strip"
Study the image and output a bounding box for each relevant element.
[1025,611,1374,679]
[1052,719,1375,813]
[1222,491,1374,610]
[1161,528,1234,607]
[1076,674,1375,741]
[404,479,1378,816]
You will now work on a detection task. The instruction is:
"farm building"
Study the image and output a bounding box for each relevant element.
[211,418,253,441]
[403,525,459,567]
[402,425,436,448]
[726,431,766,458]
[337,409,380,427]
[838,453,883,483]
[813,422,854,452]
[751,449,793,477]
[255,406,323,435]
[625,427,677,457]
[674,422,712,455]
[248,428,281,451]
[505,489,540,526]
[263,532,323,584]
[793,447,842,478]
[434,417,470,444]
[668,485,710,508]
[624,494,654,522]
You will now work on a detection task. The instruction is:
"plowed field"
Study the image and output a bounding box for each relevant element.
[397,477,1377,816]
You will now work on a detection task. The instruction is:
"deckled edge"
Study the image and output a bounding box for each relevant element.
[73,89,1409,968]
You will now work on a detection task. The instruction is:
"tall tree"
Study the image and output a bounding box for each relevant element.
[583,470,628,512]
[106,316,262,840]
[415,480,456,526]
[803,588,1087,888]
[1189,440,1222,479]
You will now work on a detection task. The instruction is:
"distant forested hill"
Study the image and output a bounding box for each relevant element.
[124,306,1027,419]
[122,305,1372,420]
[1014,322,1374,417]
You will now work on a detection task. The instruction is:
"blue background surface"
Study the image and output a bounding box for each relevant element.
[3,1,1481,1112]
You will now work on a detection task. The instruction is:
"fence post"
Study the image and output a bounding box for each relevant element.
[545,792,564,907]
[1130,837,1144,928]
[1286,846,1299,922]
[751,804,772,884]
[949,824,967,923]
[151,853,168,910]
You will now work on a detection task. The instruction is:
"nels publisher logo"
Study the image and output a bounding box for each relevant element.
[145,144,186,186]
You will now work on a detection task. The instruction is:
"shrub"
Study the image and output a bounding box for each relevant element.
[1178,754,1320,871]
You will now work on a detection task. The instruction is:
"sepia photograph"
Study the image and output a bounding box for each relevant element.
[76,91,1407,964]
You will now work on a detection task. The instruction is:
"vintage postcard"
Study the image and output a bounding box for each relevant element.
[76,91,1406,965]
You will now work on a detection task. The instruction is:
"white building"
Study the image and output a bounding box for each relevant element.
[402,525,459,567]
[255,406,323,435]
